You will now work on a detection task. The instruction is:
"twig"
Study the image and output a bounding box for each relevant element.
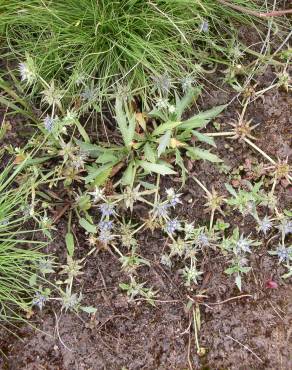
[226,334,264,363]
[53,310,73,352]
[217,0,292,17]
[96,315,129,332]
[53,203,70,223]
[187,317,193,370]
[207,294,253,305]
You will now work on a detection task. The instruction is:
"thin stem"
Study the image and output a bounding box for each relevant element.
[243,137,276,164]
[205,131,234,137]
[209,209,215,231]
[154,174,160,204]
[192,175,211,196]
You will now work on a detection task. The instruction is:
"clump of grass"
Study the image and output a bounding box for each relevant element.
[0,160,47,321]
[1,0,264,101]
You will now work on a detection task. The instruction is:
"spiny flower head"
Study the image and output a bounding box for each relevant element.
[19,54,37,85]
[257,216,273,236]
[236,235,252,253]
[181,75,194,92]
[153,73,173,94]
[166,188,182,207]
[98,220,114,232]
[277,218,292,236]
[165,219,180,235]
[81,85,97,101]
[197,232,210,247]
[276,246,290,263]
[156,97,169,110]
[160,254,172,268]
[32,292,47,310]
[44,115,55,132]
[88,187,105,203]
[168,104,176,113]
[71,151,88,170]
[99,202,116,218]
[199,20,209,33]
[98,229,114,244]
[152,202,170,219]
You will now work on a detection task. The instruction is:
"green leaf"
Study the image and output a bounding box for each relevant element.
[225,266,238,275]
[74,119,90,143]
[29,273,37,287]
[157,130,171,158]
[235,274,242,291]
[115,97,135,147]
[119,283,129,290]
[65,232,75,257]
[80,306,97,314]
[84,164,113,184]
[187,147,222,163]
[79,218,96,233]
[121,161,136,186]
[152,121,181,136]
[175,87,201,120]
[143,142,156,163]
[284,209,292,217]
[76,141,102,158]
[180,104,227,131]
[225,183,237,197]
[96,152,118,164]
[148,108,168,121]
[175,149,188,185]
[93,167,112,186]
[192,131,216,147]
[139,181,157,190]
[240,266,252,274]
[138,160,176,175]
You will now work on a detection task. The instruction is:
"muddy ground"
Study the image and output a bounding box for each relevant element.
[0,63,291,370]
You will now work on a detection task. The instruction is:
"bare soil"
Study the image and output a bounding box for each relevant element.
[0,66,291,370]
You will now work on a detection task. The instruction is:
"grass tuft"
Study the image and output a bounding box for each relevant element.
[0,0,264,100]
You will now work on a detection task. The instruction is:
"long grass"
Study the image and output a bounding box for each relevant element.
[0,0,265,101]
[0,160,46,321]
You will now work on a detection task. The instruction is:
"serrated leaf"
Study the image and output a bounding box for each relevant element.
[175,87,201,120]
[115,97,136,147]
[187,147,222,163]
[192,131,216,147]
[235,274,242,291]
[148,108,167,121]
[157,130,171,157]
[225,183,237,197]
[284,209,292,217]
[152,121,181,136]
[65,232,75,257]
[143,142,156,163]
[74,119,90,143]
[80,306,97,314]
[138,160,176,175]
[224,267,237,275]
[180,104,227,131]
[139,181,157,190]
[121,161,136,186]
[76,140,102,158]
[94,167,112,186]
[119,283,129,290]
[84,164,113,184]
[79,218,96,233]
[96,152,118,164]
